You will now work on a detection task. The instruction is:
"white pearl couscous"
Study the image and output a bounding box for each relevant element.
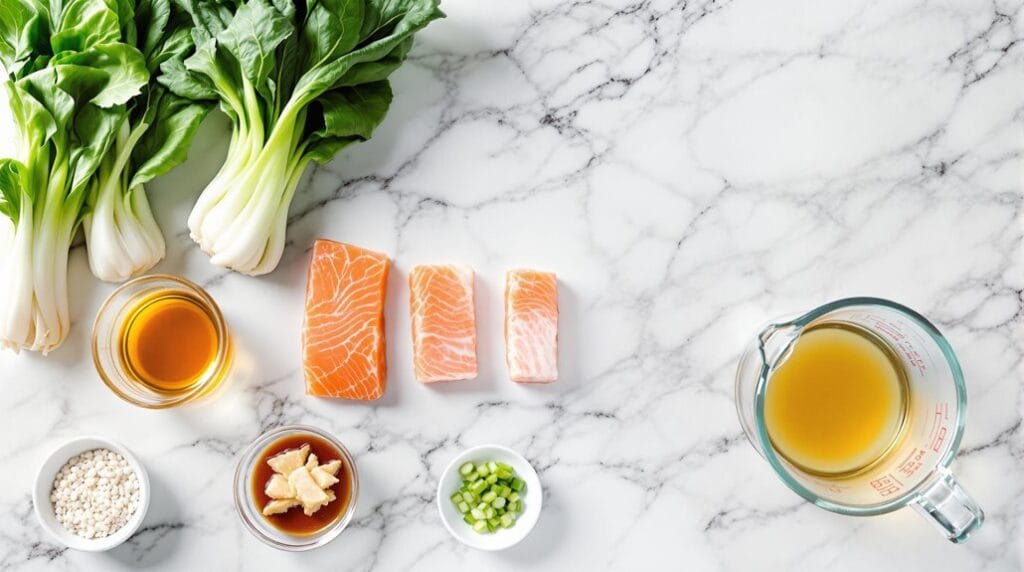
[49,449,139,539]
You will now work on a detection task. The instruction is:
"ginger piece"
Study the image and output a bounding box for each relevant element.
[288,467,330,516]
[319,459,341,476]
[265,474,295,499]
[267,444,309,475]
[262,499,300,516]
[261,444,343,518]
[311,466,339,489]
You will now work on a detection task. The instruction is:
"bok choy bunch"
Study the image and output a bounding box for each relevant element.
[0,0,148,352]
[163,0,444,275]
[83,0,211,282]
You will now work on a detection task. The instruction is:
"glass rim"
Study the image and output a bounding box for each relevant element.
[751,296,968,516]
[91,274,231,409]
[233,424,359,551]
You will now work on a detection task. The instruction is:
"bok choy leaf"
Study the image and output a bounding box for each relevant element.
[83,0,211,282]
[163,0,444,275]
[0,0,147,352]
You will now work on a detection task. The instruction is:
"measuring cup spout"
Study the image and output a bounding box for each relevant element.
[757,322,800,372]
[910,470,985,543]
[735,320,802,456]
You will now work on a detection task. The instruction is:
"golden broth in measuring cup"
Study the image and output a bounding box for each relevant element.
[764,323,910,477]
[735,298,984,543]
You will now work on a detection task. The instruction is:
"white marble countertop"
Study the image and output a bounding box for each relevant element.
[1,0,1022,570]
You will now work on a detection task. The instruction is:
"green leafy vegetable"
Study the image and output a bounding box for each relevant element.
[0,0,148,352]
[83,0,212,282]
[164,0,444,275]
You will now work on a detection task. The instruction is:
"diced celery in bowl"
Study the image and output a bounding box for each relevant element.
[436,445,542,551]
[451,460,526,533]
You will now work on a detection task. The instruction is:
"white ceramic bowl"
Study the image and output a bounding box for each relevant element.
[33,436,151,551]
[437,444,542,551]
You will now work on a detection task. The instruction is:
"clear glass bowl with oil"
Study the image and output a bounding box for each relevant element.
[92,275,232,408]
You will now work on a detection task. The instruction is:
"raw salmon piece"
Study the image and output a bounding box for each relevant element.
[409,265,477,382]
[505,270,558,382]
[303,240,389,400]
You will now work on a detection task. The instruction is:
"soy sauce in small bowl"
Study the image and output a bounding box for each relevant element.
[251,433,353,535]
[234,425,358,551]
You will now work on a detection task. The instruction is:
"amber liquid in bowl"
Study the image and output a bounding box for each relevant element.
[93,274,232,408]
[120,292,219,392]
[252,434,353,535]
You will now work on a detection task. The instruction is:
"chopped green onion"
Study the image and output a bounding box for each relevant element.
[450,458,528,535]
[470,480,488,495]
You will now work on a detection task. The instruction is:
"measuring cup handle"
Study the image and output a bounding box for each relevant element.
[910,470,985,543]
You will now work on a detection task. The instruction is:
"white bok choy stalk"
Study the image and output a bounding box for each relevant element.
[0,0,148,353]
[162,0,444,275]
[83,0,211,282]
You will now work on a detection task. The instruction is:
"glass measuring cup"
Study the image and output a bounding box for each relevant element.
[735,297,984,543]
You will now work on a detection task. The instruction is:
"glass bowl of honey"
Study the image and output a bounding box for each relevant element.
[92,274,232,408]
[234,425,359,551]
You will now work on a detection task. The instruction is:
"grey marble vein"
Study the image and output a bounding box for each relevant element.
[0,0,1022,570]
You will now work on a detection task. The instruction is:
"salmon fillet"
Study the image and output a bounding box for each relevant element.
[303,240,389,400]
[505,270,558,382]
[408,265,477,382]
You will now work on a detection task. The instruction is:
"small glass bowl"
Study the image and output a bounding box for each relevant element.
[234,425,359,551]
[92,274,232,409]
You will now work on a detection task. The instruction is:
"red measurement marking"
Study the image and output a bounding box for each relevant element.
[928,403,950,451]
[903,347,927,375]
[928,403,948,439]
[930,427,948,452]
[870,474,904,497]
[868,317,905,341]
[862,316,928,375]
[896,447,925,478]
